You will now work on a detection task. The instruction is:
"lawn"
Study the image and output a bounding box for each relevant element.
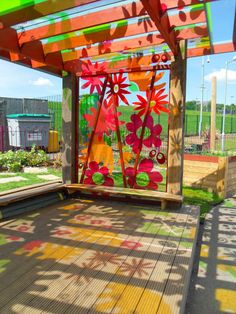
[183,186,223,220]
[0,168,62,192]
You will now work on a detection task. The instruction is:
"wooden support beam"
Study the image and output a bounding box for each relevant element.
[160,0,218,10]
[167,40,187,195]
[140,0,178,55]
[0,27,64,71]
[62,73,79,184]
[210,76,216,151]
[65,54,171,76]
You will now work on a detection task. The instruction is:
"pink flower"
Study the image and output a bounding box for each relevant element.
[84,161,114,187]
[125,114,162,153]
[125,158,163,190]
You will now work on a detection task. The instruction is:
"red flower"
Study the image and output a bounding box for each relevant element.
[106,73,130,106]
[74,215,91,221]
[125,158,163,190]
[23,241,43,251]
[53,229,72,236]
[121,240,142,250]
[81,60,106,95]
[17,226,30,232]
[84,100,124,139]
[134,89,169,116]
[125,114,162,153]
[91,219,105,225]
[84,161,114,186]
[8,236,21,241]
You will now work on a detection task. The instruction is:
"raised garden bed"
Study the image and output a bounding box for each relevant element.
[184,154,236,198]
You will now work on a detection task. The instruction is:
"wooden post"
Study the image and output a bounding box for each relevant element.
[210,76,217,151]
[62,72,79,184]
[167,41,187,195]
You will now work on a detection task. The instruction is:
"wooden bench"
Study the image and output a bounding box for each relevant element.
[0,181,64,207]
[66,184,183,210]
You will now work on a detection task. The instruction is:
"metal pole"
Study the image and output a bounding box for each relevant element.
[221,61,228,151]
[210,76,216,151]
[199,57,205,138]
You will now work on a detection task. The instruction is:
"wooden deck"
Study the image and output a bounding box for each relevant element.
[0,198,199,314]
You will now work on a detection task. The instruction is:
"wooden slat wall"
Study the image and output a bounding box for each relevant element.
[226,158,236,197]
[183,155,236,198]
[183,159,219,193]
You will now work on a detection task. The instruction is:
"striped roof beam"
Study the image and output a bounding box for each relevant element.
[160,0,217,10]
[140,0,178,55]
[42,6,206,56]
[204,1,214,53]
[42,17,157,55]
[60,22,207,64]
[60,31,164,62]
[17,2,147,45]
[0,0,98,28]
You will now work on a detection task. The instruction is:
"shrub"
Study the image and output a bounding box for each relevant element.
[0,146,49,172]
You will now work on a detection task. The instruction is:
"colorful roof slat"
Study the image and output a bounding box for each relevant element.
[0,0,235,77]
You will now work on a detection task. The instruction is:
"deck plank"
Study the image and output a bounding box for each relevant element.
[0,198,199,314]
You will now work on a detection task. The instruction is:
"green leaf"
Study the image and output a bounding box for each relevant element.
[129,82,139,92]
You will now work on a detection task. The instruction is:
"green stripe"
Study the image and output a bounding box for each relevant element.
[0,0,46,16]
[206,2,213,34]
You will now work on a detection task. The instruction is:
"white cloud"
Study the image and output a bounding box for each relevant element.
[30,77,54,87]
[205,69,236,83]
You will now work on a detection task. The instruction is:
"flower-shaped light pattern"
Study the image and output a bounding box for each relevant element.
[134,88,169,117]
[125,158,163,190]
[106,73,130,106]
[125,114,162,154]
[81,60,106,95]
[84,100,124,139]
[84,161,114,186]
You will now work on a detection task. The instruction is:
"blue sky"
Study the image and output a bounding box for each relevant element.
[0,0,235,105]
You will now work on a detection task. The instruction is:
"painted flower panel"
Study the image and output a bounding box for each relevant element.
[84,100,124,139]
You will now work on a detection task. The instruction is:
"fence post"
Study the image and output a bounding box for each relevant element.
[196,115,199,135]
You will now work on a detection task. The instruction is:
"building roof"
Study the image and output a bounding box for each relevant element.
[0,0,235,77]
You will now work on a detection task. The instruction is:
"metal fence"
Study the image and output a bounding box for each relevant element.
[1,95,235,156]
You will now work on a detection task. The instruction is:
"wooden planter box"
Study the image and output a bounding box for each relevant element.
[184,154,236,198]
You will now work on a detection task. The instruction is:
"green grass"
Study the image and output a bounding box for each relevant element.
[0,168,62,193]
[183,186,223,220]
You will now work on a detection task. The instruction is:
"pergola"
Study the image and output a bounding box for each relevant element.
[0,0,235,205]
